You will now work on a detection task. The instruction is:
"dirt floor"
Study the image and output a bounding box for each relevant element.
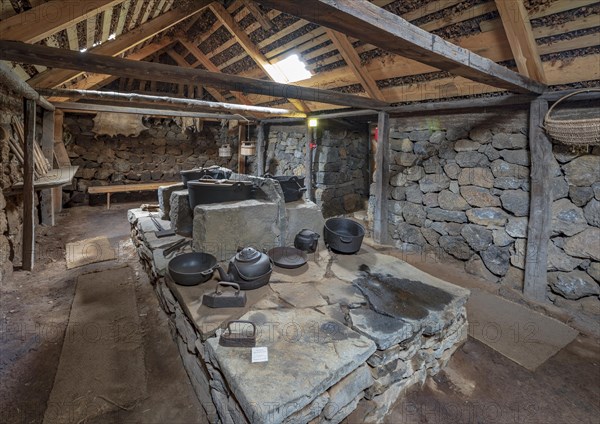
[1,204,599,424]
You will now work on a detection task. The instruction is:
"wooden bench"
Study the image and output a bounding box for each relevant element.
[88,182,180,209]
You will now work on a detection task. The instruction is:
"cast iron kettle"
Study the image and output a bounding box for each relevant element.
[217,247,273,290]
[294,229,320,253]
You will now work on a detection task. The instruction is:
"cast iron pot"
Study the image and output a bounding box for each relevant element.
[180,166,232,188]
[324,218,365,254]
[217,247,273,290]
[168,252,217,286]
[264,174,306,203]
[294,229,320,253]
[188,180,256,209]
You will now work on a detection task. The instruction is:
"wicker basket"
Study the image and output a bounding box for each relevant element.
[544,88,600,146]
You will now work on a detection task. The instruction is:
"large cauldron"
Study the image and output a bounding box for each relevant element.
[264,174,306,203]
[180,166,232,188]
[324,218,365,254]
[188,180,256,209]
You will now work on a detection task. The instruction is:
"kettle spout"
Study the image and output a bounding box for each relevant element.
[216,264,234,282]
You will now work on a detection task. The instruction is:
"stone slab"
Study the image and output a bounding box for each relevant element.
[158,182,184,219]
[193,199,282,261]
[316,304,347,324]
[166,276,274,340]
[325,364,373,419]
[314,278,366,308]
[284,199,326,246]
[349,308,414,350]
[270,282,328,308]
[205,308,376,424]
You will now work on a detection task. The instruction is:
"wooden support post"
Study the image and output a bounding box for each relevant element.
[40,109,55,226]
[22,99,36,271]
[238,123,246,174]
[524,98,552,301]
[51,110,65,215]
[305,120,314,202]
[256,122,265,176]
[373,111,390,244]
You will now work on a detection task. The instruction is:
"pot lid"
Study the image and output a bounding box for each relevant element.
[235,247,261,262]
[298,229,319,237]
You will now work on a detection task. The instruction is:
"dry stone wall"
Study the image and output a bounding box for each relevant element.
[265,124,370,217]
[382,108,599,326]
[63,114,239,205]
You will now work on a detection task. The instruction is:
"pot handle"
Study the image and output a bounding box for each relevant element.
[263,173,273,179]
[199,175,215,180]
[298,187,308,193]
[230,258,273,281]
[339,236,353,243]
[200,266,216,277]
[215,282,241,294]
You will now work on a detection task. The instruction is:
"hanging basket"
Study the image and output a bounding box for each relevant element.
[544,88,600,146]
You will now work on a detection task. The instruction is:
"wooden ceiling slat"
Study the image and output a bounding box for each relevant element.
[0,0,123,44]
[101,8,114,42]
[116,0,132,35]
[128,0,145,31]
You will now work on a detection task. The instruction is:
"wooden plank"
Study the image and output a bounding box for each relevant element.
[254,0,545,94]
[101,7,114,41]
[256,121,265,176]
[0,0,122,44]
[209,2,312,113]
[27,3,211,89]
[2,41,389,109]
[86,15,96,49]
[326,29,384,101]
[495,0,546,83]
[177,38,256,106]
[40,109,55,226]
[116,0,131,34]
[22,99,36,271]
[372,111,389,244]
[241,0,273,31]
[238,123,246,174]
[153,0,167,18]
[51,111,65,214]
[524,98,551,302]
[140,0,156,24]
[88,181,179,193]
[128,0,145,30]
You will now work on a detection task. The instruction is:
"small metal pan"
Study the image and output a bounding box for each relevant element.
[267,247,307,269]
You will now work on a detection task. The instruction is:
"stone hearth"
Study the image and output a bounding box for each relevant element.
[129,206,469,423]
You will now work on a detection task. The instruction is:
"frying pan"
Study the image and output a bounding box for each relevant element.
[168,252,217,286]
[267,247,307,269]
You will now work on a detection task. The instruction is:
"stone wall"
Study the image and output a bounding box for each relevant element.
[381,107,599,326]
[265,124,370,217]
[0,88,26,282]
[63,114,239,205]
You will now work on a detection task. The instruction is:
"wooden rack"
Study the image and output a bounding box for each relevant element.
[8,116,51,179]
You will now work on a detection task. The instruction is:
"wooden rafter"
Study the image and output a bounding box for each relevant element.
[209,2,312,113]
[177,37,256,106]
[254,0,546,94]
[495,0,546,83]
[241,0,273,31]
[325,29,385,101]
[0,0,123,43]
[0,40,389,109]
[27,2,212,89]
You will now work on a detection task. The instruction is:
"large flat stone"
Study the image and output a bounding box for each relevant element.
[193,199,282,261]
[270,282,328,308]
[314,278,366,308]
[158,182,184,219]
[349,308,414,350]
[169,189,193,237]
[205,308,376,424]
[284,199,326,246]
[324,364,373,420]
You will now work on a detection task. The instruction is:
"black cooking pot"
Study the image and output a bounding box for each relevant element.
[188,180,256,209]
[168,252,217,286]
[324,218,365,254]
[180,166,232,188]
[294,229,320,253]
[264,174,306,203]
[216,247,273,290]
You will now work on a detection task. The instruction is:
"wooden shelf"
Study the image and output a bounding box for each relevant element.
[6,166,78,193]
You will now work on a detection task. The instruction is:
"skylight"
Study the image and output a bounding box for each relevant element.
[269,54,312,83]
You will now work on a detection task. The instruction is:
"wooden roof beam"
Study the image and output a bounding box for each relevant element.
[209,2,312,113]
[325,29,385,101]
[0,40,389,109]
[27,0,213,89]
[241,0,273,31]
[254,0,546,94]
[0,0,123,44]
[495,0,546,83]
